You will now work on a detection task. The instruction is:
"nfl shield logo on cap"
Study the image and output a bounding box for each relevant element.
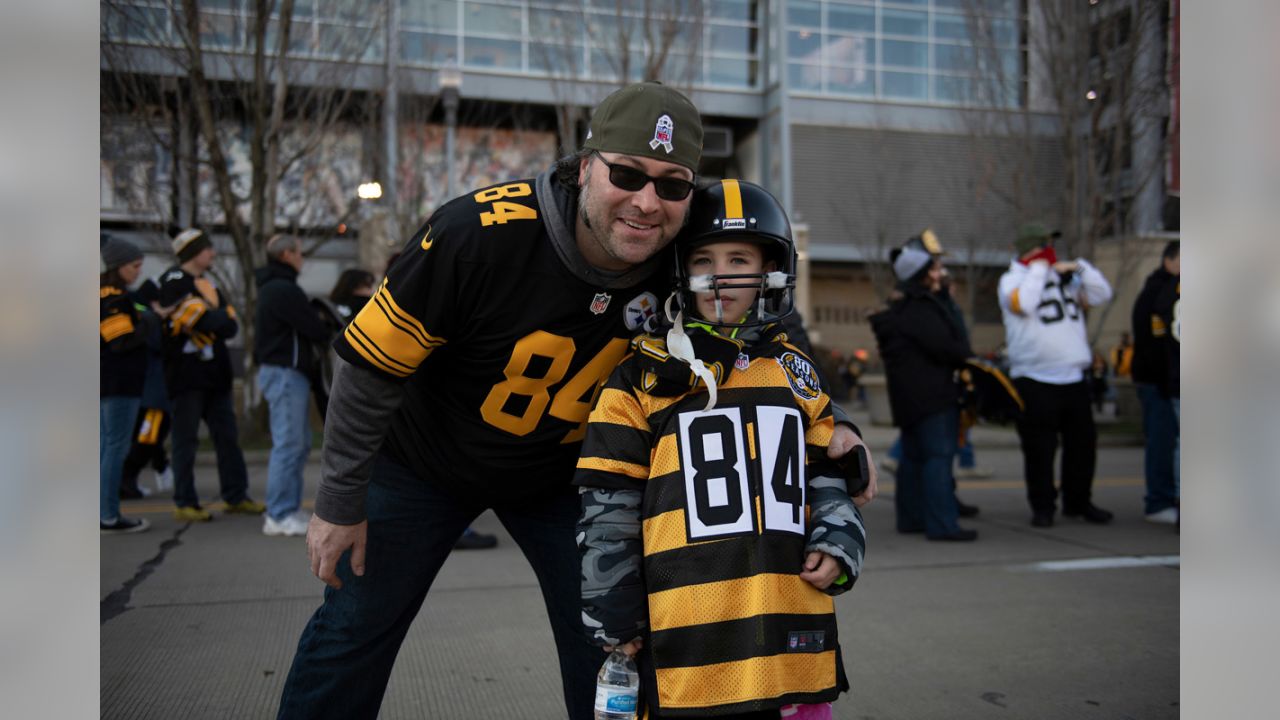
[590,292,612,315]
[650,114,674,153]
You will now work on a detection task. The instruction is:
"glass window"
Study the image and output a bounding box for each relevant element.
[709,0,755,22]
[787,0,821,28]
[991,18,1019,46]
[882,0,927,6]
[105,4,169,43]
[710,23,756,55]
[199,12,241,48]
[932,12,970,41]
[882,70,927,99]
[664,51,704,84]
[590,48,647,82]
[787,30,822,62]
[827,64,874,96]
[882,39,926,68]
[788,62,821,91]
[319,22,383,60]
[882,9,927,37]
[823,34,873,66]
[402,30,459,64]
[933,43,975,71]
[529,8,583,40]
[708,57,757,87]
[827,3,873,34]
[584,12,640,46]
[463,2,521,36]
[933,74,973,103]
[463,36,522,68]
[402,0,457,31]
[529,41,583,73]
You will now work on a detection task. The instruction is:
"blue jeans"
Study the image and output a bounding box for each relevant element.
[101,396,142,523]
[277,453,601,720]
[1171,397,1180,497]
[891,430,975,468]
[896,408,961,536]
[170,388,250,508]
[259,365,312,521]
[1137,383,1179,514]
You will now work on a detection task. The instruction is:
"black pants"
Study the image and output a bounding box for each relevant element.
[122,407,170,486]
[170,388,249,508]
[1013,378,1097,515]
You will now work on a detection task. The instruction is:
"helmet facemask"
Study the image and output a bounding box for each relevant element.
[673,233,797,329]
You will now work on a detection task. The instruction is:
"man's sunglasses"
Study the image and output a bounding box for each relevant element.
[593,152,695,201]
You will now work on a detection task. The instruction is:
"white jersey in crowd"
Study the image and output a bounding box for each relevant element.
[997,258,1113,385]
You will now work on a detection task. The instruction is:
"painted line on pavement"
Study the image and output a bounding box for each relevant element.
[1015,555,1180,572]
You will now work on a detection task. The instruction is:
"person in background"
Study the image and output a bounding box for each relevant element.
[997,222,1114,528]
[576,180,865,719]
[1089,352,1111,413]
[160,228,265,522]
[255,235,335,537]
[1109,331,1134,380]
[120,275,174,499]
[1131,241,1180,524]
[872,233,977,541]
[310,268,378,418]
[329,268,377,326]
[100,237,152,534]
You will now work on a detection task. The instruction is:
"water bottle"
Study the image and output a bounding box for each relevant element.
[593,648,639,720]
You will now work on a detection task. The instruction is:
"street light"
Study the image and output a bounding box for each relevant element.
[439,67,462,201]
[357,181,383,200]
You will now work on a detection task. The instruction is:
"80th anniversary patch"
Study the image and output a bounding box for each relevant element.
[777,351,821,401]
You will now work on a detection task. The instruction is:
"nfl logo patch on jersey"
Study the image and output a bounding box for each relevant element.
[735,352,750,371]
[623,292,659,331]
[590,292,611,315]
[777,351,821,401]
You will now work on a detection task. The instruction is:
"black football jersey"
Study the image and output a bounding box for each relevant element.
[333,178,671,503]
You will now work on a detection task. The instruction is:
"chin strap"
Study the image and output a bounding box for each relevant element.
[663,293,718,411]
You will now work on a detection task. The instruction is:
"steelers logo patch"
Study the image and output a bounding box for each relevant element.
[624,292,660,331]
[777,351,821,401]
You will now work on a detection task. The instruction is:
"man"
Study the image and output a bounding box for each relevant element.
[160,228,265,521]
[1131,241,1180,524]
[277,82,875,720]
[997,222,1113,528]
[872,234,977,541]
[254,235,333,536]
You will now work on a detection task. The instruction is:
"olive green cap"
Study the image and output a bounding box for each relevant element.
[1015,221,1062,254]
[583,82,703,172]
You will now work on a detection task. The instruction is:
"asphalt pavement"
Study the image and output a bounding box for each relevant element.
[100,410,1178,719]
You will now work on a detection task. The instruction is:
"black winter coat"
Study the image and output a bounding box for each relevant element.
[1130,267,1176,391]
[253,260,332,375]
[870,284,973,428]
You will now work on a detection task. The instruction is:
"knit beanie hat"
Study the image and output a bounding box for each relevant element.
[172,228,212,263]
[890,236,933,283]
[101,237,144,271]
[583,81,703,172]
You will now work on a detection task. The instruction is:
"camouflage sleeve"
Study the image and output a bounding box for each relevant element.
[807,473,867,597]
[578,487,646,647]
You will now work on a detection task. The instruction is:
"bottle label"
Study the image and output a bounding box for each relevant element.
[594,688,637,713]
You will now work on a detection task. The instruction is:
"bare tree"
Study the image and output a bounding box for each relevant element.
[102,0,383,366]
[952,0,1172,340]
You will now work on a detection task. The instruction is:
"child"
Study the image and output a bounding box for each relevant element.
[575,180,866,719]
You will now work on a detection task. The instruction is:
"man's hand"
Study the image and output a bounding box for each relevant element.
[799,551,841,590]
[307,515,367,590]
[603,637,644,658]
[828,424,877,507]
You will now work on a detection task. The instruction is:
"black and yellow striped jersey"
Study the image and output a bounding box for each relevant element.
[333,178,671,503]
[157,266,240,393]
[575,326,852,716]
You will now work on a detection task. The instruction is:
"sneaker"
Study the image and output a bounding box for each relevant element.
[174,505,213,522]
[1063,504,1114,524]
[956,499,980,518]
[1031,512,1054,528]
[263,512,309,537]
[154,467,174,492]
[879,457,899,474]
[224,498,266,515]
[101,516,151,534]
[954,466,993,479]
[1145,507,1179,524]
[453,527,498,550]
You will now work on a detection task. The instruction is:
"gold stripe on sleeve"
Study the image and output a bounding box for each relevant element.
[100,313,134,342]
[576,456,650,480]
[1009,288,1023,315]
